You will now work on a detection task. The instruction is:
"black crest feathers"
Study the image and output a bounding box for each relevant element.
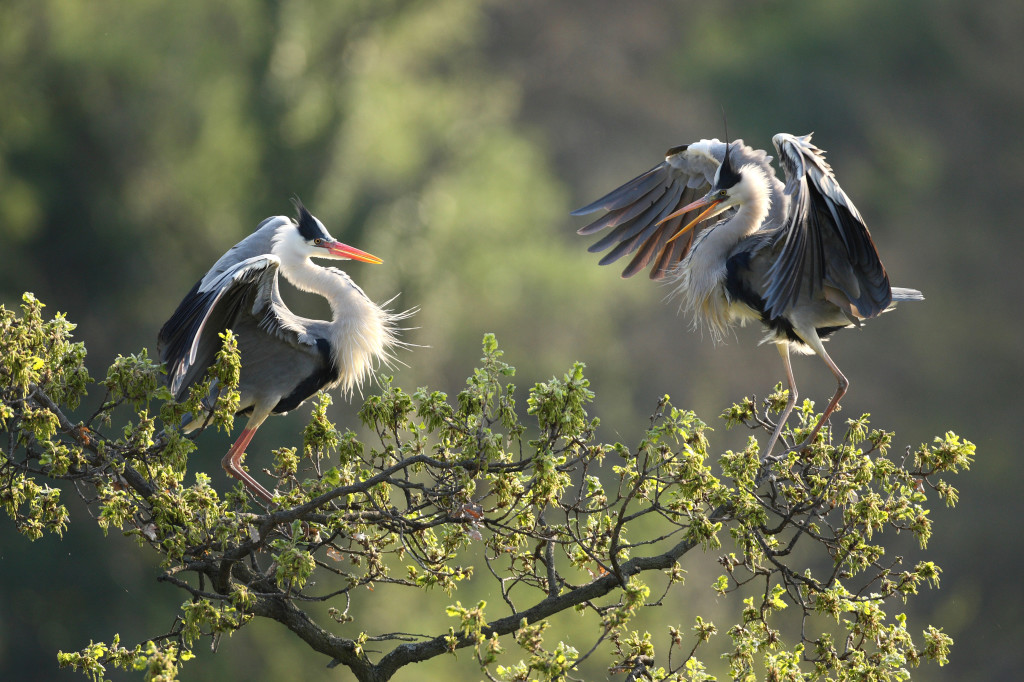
[291,197,330,242]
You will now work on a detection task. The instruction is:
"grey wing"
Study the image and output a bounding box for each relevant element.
[764,133,892,320]
[573,139,780,279]
[157,252,306,399]
[199,216,290,287]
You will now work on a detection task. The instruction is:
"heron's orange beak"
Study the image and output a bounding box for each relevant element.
[660,197,723,245]
[325,241,384,264]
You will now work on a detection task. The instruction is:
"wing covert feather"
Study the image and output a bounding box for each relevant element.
[157,254,308,398]
[573,140,731,280]
[766,134,891,320]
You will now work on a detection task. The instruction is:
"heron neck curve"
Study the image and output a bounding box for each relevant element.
[671,164,772,341]
[279,255,399,397]
[720,165,772,242]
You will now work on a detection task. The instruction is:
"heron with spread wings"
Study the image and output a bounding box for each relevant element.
[158,199,410,502]
[573,133,922,455]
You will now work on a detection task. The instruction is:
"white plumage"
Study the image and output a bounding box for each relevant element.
[159,199,411,502]
[575,133,922,455]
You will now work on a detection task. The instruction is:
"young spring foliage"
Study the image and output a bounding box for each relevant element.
[0,296,972,681]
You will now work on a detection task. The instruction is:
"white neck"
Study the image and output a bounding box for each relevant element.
[702,166,771,261]
[274,242,401,396]
[671,165,771,341]
[280,257,355,315]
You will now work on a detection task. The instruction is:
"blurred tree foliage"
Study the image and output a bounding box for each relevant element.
[0,0,1015,679]
[2,295,971,681]
[0,0,634,389]
[0,2,639,679]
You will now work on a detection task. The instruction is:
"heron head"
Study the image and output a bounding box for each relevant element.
[696,145,747,214]
[659,145,745,241]
[713,144,743,195]
[290,198,383,264]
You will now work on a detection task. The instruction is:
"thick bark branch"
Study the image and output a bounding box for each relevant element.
[237,526,708,681]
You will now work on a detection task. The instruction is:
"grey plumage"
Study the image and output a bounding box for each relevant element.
[158,200,410,502]
[573,139,786,280]
[574,133,922,455]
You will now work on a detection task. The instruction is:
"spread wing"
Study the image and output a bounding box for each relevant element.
[765,133,892,320]
[573,139,780,279]
[157,253,309,399]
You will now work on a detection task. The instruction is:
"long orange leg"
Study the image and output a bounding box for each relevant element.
[797,339,849,450]
[221,414,275,503]
[764,342,798,458]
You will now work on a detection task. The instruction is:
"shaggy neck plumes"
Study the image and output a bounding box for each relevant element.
[273,238,403,397]
[671,164,772,341]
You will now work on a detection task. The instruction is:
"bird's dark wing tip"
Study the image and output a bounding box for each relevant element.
[570,203,600,217]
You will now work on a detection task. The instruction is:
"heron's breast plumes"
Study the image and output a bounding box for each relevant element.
[325,273,411,397]
[668,164,773,343]
[280,256,412,397]
[669,249,733,343]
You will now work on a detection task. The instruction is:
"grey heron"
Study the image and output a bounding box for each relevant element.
[158,199,409,502]
[573,133,922,455]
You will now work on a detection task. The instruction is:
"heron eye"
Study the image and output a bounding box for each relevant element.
[314,238,323,245]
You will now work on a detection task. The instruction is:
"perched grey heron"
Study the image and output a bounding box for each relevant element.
[158,199,409,502]
[573,133,922,455]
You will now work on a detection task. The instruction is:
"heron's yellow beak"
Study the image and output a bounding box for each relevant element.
[324,241,383,264]
[660,197,723,244]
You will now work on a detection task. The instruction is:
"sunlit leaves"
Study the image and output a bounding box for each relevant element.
[0,473,68,540]
[271,528,318,591]
[2,295,971,681]
[0,294,92,405]
[447,599,488,644]
[104,350,164,410]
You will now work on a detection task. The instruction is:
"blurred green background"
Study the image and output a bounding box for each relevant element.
[1,0,1019,679]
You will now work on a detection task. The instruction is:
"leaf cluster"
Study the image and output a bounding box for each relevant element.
[0,298,971,682]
